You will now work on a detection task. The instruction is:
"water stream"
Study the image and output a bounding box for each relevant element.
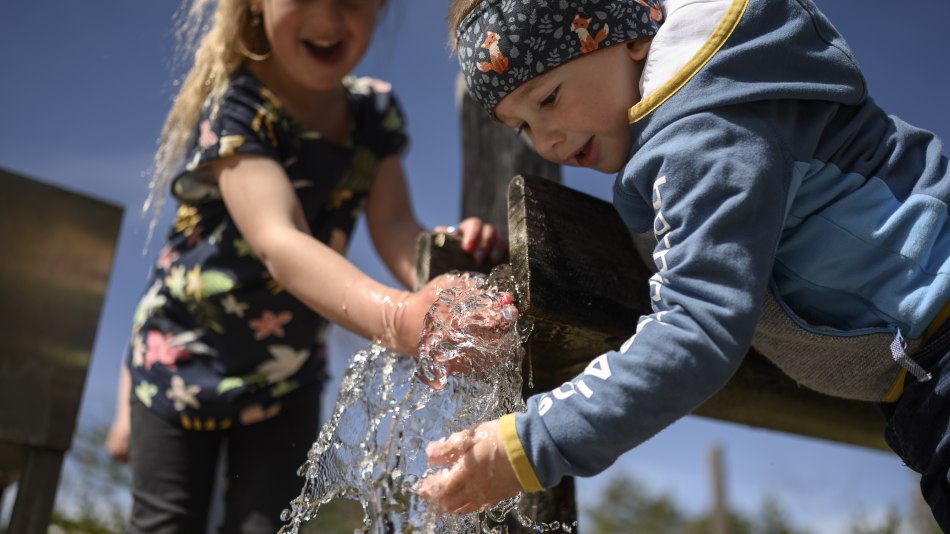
[279,266,572,533]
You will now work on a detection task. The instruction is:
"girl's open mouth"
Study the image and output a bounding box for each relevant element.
[304,40,344,63]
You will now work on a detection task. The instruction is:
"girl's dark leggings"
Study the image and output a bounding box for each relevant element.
[128,397,320,534]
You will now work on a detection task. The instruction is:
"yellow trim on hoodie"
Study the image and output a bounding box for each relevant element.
[500,413,543,493]
[628,0,749,124]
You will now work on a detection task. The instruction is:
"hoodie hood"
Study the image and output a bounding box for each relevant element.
[631,0,867,127]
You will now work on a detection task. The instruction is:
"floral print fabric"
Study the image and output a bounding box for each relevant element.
[127,64,408,430]
[456,0,663,113]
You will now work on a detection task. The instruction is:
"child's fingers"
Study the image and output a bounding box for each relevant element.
[477,224,506,261]
[451,218,511,265]
[425,428,475,466]
[416,420,521,515]
[413,463,473,514]
[416,446,485,514]
[489,231,510,264]
[412,467,445,500]
[456,217,483,256]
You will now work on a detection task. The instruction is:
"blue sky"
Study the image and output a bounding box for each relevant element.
[2,1,949,531]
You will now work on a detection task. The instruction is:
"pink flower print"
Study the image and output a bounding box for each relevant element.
[249,310,292,340]
[198,120,218,149]
[156,245,180,271]
[144,330,193,370]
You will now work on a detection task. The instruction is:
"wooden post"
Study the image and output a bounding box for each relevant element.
[709,444,728,534]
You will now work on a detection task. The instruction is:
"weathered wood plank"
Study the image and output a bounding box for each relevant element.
[507,174,648,390]
[415,231,494,291]
[507,174,887,451]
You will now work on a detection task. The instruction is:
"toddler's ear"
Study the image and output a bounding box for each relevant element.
[626,38,652,61]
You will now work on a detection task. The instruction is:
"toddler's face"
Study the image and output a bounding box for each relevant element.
[493,42,648,174]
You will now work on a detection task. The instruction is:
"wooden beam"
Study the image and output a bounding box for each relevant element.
[507,174,887,451]
[415,231,493,291]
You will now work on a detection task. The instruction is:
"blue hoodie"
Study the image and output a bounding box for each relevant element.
[502,0,950,492]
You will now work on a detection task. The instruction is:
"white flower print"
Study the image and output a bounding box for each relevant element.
[131,333,146,367]
[221,294,249,318]
[133,280,167,329]
[166,375,201,411]
[257,345,309,384]
[169,330,218,357]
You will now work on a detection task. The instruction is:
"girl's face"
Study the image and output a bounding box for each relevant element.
[493,41,649,174]
[257,0,380,93]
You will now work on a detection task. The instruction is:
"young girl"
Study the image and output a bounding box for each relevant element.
[417,0,950,529]
[106,0,507,531]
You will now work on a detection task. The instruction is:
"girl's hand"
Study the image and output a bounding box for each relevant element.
[106,413,131,463]
[436,217,509,265]
[390,273,463,356]
[414,419,522,514]
[414,275,519,389]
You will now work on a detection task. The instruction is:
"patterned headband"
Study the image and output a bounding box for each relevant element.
[456,0,664,114]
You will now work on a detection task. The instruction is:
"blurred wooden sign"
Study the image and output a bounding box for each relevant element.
[0,167,122,532]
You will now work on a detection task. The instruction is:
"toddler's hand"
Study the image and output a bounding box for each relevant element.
[414,420,522,514]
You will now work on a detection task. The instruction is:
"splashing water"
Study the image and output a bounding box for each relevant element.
[279,265,571,533]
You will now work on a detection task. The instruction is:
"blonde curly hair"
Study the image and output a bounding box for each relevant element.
[144,0,269,240]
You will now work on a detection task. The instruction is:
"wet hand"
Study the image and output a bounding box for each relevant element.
[391,273,464,357]
[415,274,519,389]
[414,420,522,515]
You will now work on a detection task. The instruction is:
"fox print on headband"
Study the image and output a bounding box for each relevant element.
[456,0,664,114]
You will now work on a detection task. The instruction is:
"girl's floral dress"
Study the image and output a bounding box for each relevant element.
[127,64,408,430]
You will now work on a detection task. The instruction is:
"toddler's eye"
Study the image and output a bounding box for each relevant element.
[540,86,559,108]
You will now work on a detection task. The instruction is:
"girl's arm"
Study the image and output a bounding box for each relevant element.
[216,154,434,355]
[105,365,131,463]
[365,155,425,289]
